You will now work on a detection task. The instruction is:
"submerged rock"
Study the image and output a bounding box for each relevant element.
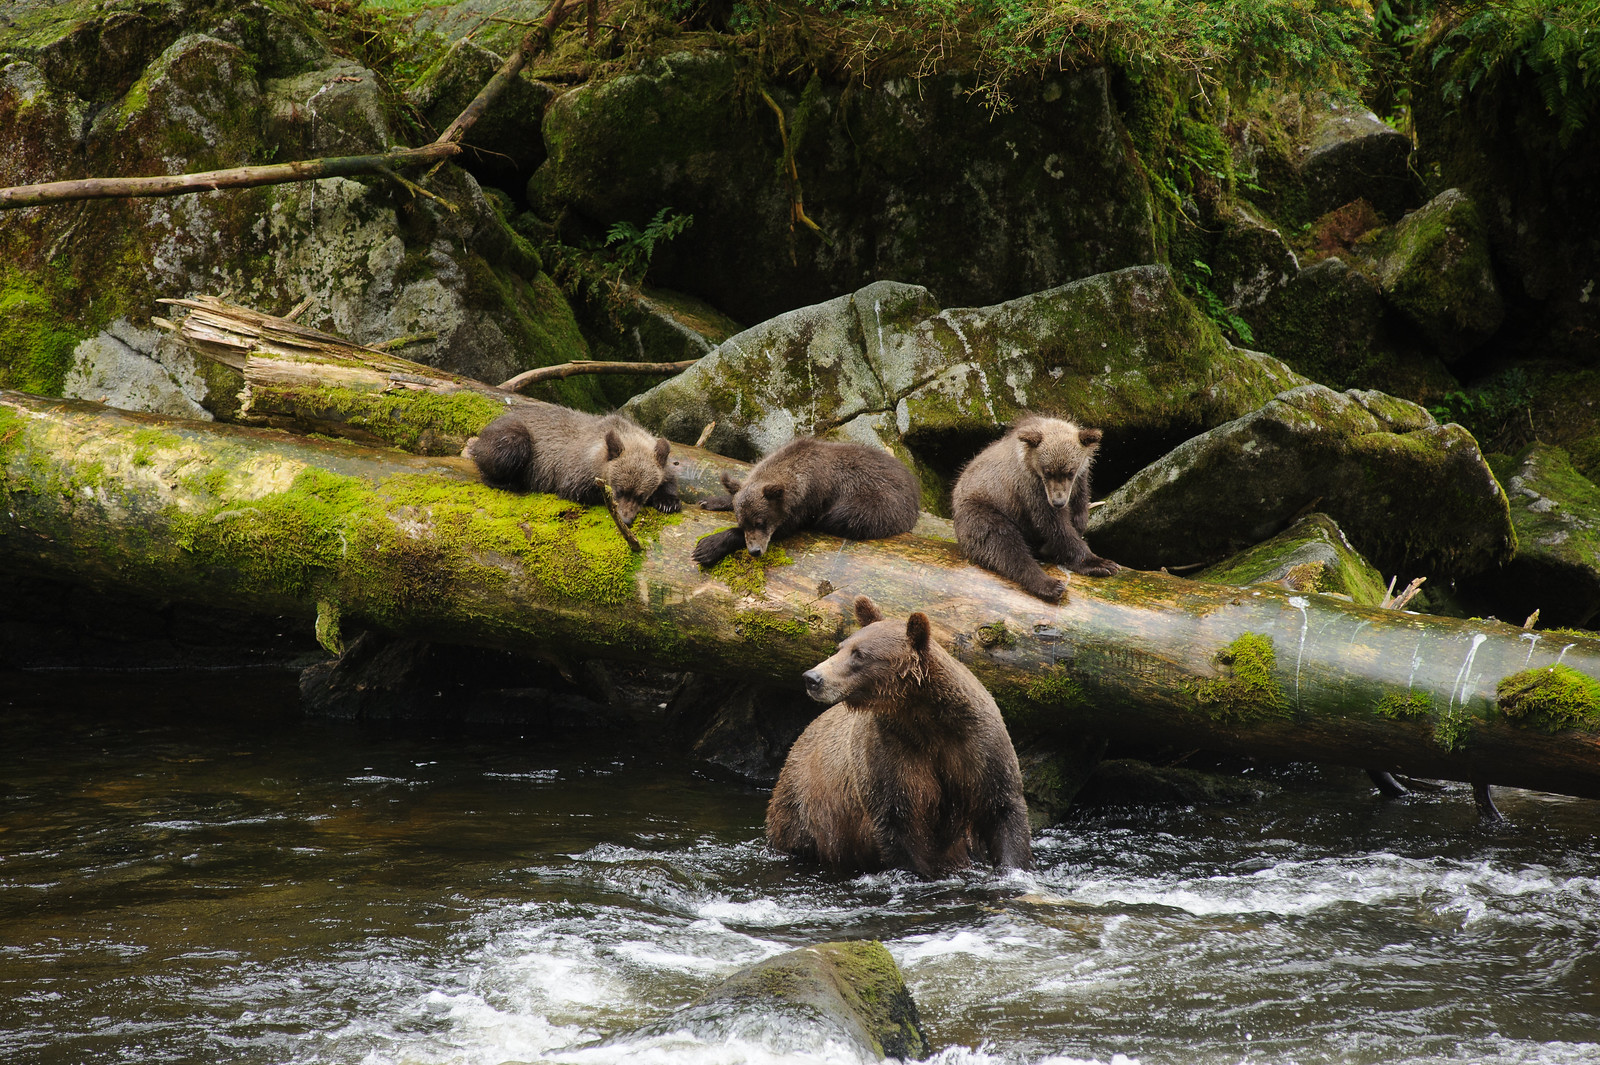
[603,941,929,1061]
[1197,512,1388,606]
[532,51,1156,323]
[1468,444,1600,628]
[1088,384,1515,579]
[626,265,1309,507]
[1075,758,1275,807]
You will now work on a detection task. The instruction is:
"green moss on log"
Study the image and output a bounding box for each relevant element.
[705,543,793,598]
[1497,664,1600,733]
[254,384,506,455]
[1198,632,1289,722]
[1375,690,1432,720]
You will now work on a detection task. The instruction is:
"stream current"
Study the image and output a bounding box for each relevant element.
[3,669,1598,1065]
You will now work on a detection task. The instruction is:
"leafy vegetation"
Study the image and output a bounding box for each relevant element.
[605,208,695,283]
[1429,367,1535,451]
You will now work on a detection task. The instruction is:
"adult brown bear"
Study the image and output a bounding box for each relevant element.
[766,596,1032,877]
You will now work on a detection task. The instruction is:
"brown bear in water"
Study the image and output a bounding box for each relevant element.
[952,415,1119,602]
[469,404,678,526]
[691,438,919,567]
[766,596,1032,877]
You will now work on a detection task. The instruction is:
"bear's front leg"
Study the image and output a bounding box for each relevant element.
[648,477,681,514]
[980,797,1034,871]
[691,527,747,567]
[1043,516,1120,577]
[956,503,1068,602]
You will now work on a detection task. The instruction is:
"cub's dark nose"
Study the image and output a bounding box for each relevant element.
[1051,497,1069,509]
[802,670,823,695]
[749,544,764,557]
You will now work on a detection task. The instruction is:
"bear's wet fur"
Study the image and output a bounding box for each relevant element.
[469,404,678,526]
[766,596,1033,877]
[691,437,920,567]
[952,415,1119,602]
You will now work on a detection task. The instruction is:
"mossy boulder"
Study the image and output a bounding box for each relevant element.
[532,51,1156,324]
[616,941,929,1061]
[1377,189,1504,360]
[626,265,1310,511]
[405,35,554,193]
[1465,444,1600,628]
[1088,383,1515,579]
[1413,22,1600,357]
[1197,511,1388,606]
[0,0,593,414]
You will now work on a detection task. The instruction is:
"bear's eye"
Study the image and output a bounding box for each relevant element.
[850,647,864,663]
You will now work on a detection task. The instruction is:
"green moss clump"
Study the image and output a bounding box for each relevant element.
[706,543,793,598]
[1197,632,1289,722]
[814,941,928,1062]
[129,428,181,467]
[976,620,1015,649]
[0,281,84,396]
[1497,665,1600,733]
[733,606,812,643]
[285,385,506,454]
[1375,690,1431,720]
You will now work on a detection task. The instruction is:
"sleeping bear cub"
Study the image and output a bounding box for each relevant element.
[766,596,1033,877]
[469,404,678,526]
[692,437,919,567]
[952,415,1119,602]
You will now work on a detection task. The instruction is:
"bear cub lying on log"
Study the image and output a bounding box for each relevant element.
[692,437,919,567]
[766,596,1033,877]
[470,404,679,526]
[953,415,1119,602]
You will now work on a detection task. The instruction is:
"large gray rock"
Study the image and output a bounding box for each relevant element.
[404,36,554,191]
[532,51,1157,323]
[1299,97,1417,221]
[626,265,1310,507]
[0,0,592,409]
[1377,188,1505,360]
[1088,384,1515,579]
[1467,444,1600,628]
[606,941,929,1061]
[1197,512,1388,606]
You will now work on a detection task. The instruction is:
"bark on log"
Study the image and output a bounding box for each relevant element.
[4,389,1600,798]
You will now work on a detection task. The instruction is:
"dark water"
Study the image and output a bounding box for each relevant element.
[3,670,1599,1065]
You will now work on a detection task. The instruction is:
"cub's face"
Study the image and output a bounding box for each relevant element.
[733,482,787,557]
[1019,423,1101,510]
[604,433,671,526]
[801,597,931,707]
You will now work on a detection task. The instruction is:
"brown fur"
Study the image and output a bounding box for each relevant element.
[766,596,1033,877]
[692,437,920,567]
[951,415,1118,601]
[469,404,678,526]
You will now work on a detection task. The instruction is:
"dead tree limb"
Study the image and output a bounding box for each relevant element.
[5,388,1600,800]
[499,359,699,392]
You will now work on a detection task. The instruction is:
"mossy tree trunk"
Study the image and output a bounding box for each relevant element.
[4,388,1600,797]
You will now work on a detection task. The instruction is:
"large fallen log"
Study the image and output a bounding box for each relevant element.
[3,389,1600,797]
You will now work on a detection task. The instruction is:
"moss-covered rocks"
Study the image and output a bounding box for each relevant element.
[1377,188,1504,360]
[1468,444,1600,627]
[1197,511,1388,606]
[625,265,1310,510]
[618,941,929,1061]
[1087,383,1515,578]
[532,51,1156,324]
[0,0,593,415]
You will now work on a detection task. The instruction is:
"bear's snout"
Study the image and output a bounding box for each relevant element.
[802,669,824,698]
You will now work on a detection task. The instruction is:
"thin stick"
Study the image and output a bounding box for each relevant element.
[594,477,642,551]
[499,358,697,392]
[433,0,578,150]
[0,143,461,211]
[1383,575,1427,611]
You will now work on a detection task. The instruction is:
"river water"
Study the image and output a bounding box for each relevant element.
[3,669,1598,1065]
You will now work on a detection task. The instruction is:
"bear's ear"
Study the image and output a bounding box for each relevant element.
[854,596,883,627]
[604,429,625,462]
[1078,427,1103,446]
[906,613,931,656]
[1017,428,1044,448]
[654,437,671,466]
[721,471,744,495]
[763,483,785,502]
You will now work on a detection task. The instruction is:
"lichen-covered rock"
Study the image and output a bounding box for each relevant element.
[62,317,210,420]
[0,0,592,412]
[1197,512,1388,606]
[532,51,1155,323]
[1377,188,1505,360]
[1299,97,1418,221]
[1088,384,1515,578]
[627,265,1310,508]
[1467,444,1600,628]
[1209,204,1299,312]
[613,941,929,1061]
[405,35,554,192]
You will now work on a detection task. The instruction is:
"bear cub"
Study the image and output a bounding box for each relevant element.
[692,437,919,567]
[470,404,678,526]
[766,595,1033,877]
[952,415,1119,602]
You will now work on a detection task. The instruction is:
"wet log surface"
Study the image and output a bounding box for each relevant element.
[3,388,1599,798]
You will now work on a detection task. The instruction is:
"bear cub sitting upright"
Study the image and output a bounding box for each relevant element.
[766,596,1033,877]
[470,404,678,527]
[692,437,919,567]
[952,415,1119,602]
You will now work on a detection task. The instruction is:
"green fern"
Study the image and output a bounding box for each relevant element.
[605,208,695,282]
